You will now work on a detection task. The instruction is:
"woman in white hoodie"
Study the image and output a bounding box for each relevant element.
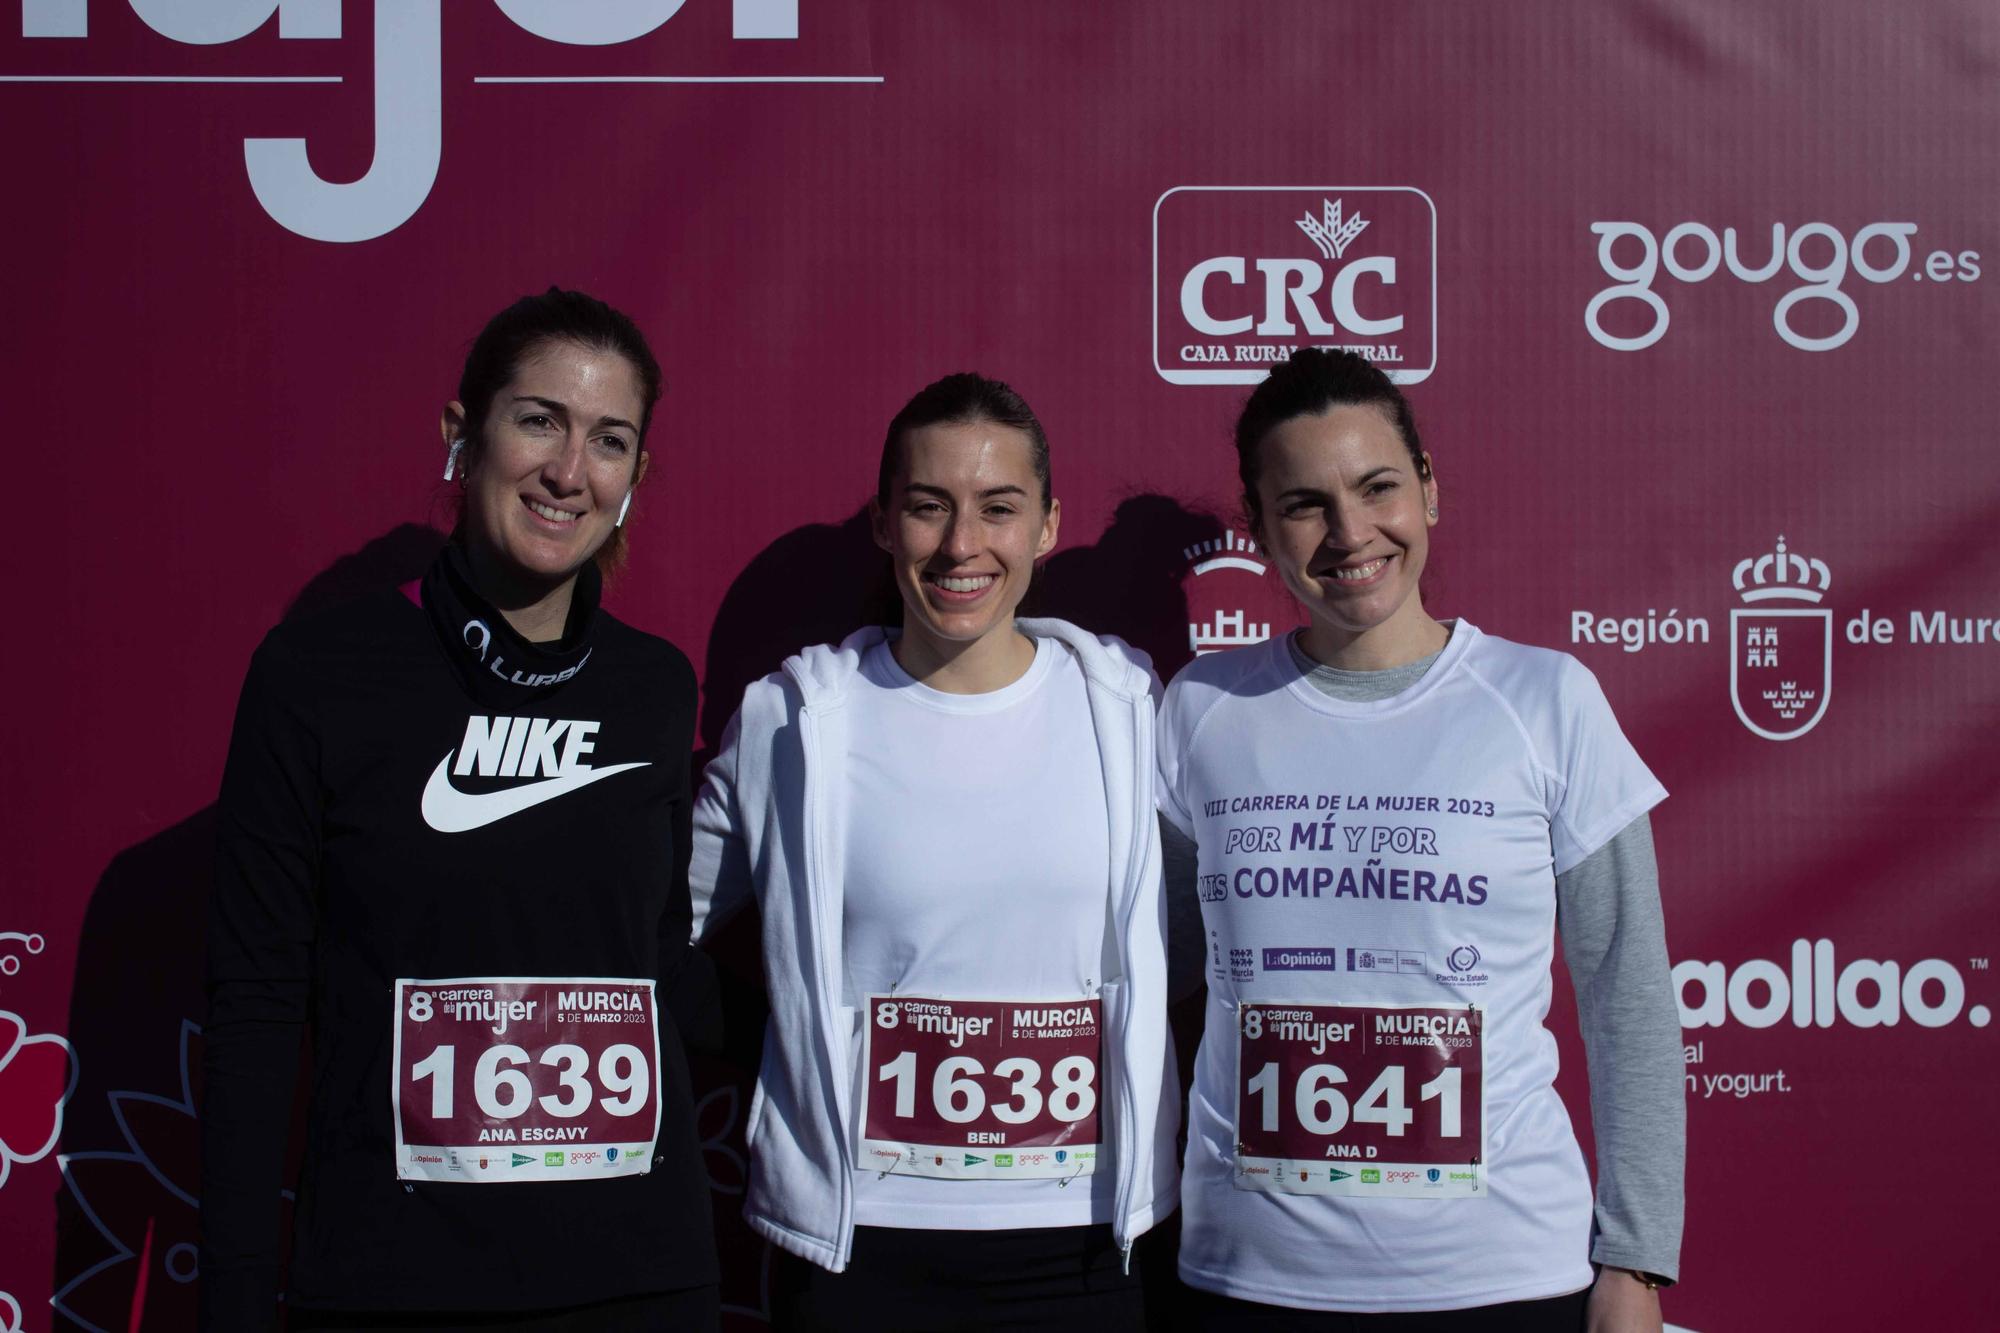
[689,374,1179,1331]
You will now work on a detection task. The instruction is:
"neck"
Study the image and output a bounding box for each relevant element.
[1298,603,1448,671]
[461,538,577,644]
[892,620,1037,694]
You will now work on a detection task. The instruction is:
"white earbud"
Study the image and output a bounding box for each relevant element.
[442,438,463,482]
[616,490,632,527]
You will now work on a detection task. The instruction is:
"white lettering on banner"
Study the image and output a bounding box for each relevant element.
[18,0,811,241]
[1586,219,1981,351]
[1153,187,1437,386]
[1674,940,1992,1030]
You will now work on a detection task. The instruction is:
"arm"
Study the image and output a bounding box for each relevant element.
[1555,812,1684,1326]
[1159,815,1207,1003]
[689,704,756,943]
[658,656,722,1052]
[199,637,320,1333]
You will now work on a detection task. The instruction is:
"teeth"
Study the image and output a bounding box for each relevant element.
[934,575,995,593]
[1334,559,1386,581]
[527,500,579,524]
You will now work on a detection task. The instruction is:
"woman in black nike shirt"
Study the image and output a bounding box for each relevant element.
[200,289,719,1331]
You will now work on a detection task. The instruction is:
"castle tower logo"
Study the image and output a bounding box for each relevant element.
[1180,528,1299,658]
[1729,535,1833,740]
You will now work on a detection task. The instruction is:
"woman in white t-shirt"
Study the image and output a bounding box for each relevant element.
[690,374,1179,1331]
[1157,350,1683,1331]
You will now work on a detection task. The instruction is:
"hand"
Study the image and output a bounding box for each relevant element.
[1586,1267,1663,1333]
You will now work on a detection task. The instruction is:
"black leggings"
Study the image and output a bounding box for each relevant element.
[1183,1285,1589,1332]
[771,1223,1146,1332]
[287,1284,720,1331]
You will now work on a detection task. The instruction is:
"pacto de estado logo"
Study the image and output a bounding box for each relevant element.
[7,1,848,242]
[1154,186,1437,385]
[1586,218,1981,351]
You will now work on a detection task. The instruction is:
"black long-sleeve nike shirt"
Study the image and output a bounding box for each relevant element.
[200,549,717,1329]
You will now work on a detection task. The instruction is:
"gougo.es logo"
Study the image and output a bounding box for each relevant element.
[13,0,818,243]
[1586,219,1980,352]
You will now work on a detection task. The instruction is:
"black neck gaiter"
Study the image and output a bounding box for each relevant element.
[420,543,601,709]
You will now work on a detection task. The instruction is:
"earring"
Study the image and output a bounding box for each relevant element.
[1427,506,1437,518]
[442,438,463,482]
[616,491,632,527]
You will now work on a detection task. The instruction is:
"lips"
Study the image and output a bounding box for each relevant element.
[523,496,582,527]
[923,571,998,604]
[1315,555,1391,588]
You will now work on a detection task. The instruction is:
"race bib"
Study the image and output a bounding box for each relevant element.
[859,995,1102,1180]
[1233,1001,1484,1198]
[392,977,661,1183]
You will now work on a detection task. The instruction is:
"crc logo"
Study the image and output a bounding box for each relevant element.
[14,0,808,242]
[1586,219,1981,352]
[1154,186,1437,385]
[1729,536,1832,741]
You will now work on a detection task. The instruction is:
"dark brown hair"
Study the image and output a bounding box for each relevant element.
[1232,348,1426,530]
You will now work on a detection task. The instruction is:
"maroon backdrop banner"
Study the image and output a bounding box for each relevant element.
[2,3,1995,1329]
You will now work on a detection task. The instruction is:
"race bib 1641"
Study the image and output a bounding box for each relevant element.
[1233,1001,1484,1198]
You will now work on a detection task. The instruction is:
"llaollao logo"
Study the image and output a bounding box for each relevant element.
[1675,939,1990,1030]
[1154,186,1437,385]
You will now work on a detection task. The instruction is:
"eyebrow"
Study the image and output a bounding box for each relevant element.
[509,395,638,435]
[1354,466,1401,485]
[903,482,1029,500]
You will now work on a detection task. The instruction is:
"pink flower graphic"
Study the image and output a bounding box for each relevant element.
[0,1007,76,1190]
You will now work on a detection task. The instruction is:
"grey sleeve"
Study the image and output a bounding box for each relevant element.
[1160,815,1207,1003]
[1555,812,1685,1283]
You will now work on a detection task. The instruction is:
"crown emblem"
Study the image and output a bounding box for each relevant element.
[1297,197,1369,261]
[1732,535,1831,604]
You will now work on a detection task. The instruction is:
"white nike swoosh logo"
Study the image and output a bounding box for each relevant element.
[420,754,651,833]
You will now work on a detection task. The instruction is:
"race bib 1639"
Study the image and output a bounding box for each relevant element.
[392,976,661,1183]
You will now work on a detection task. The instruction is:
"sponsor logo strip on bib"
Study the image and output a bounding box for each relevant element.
[392,977,661,1183]
[860,995,1102,1181]
[1233,1001,1485,1198]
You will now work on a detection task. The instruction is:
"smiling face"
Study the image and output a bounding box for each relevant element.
[446,339,648,598]
[871,418,1060,673]
[1252,403,1441,665]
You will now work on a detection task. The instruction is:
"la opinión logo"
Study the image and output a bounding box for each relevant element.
[9,1,846,242]
[1586,218,1981,351]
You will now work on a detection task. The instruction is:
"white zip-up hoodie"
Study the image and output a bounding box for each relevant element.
[689,619,1180,1272]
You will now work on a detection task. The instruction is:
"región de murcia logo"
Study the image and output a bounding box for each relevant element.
[1729,536,1833,741]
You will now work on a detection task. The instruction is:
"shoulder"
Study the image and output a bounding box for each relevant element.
[1459,628,1620,745]
[1164,638,1285,705]
[1160,639,1287,746]
[593,612,696,689]
[1017,617,1159,700]
[253,587,423,678]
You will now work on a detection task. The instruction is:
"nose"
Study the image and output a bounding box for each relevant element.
[541,429,589,496]
[1322,495,1372,553]
[941,510,981,562]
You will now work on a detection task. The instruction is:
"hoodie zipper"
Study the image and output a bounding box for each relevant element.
[792,685,857,1271]
[1112,689,1151,1273]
